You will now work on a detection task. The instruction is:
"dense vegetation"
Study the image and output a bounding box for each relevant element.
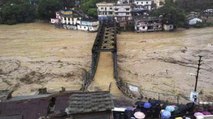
[0,0,63,24]
[0,0,36,24]
[175,0,213,12]
[151,0,186,27]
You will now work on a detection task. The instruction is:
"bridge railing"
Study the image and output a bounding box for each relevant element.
[81,23,105,91]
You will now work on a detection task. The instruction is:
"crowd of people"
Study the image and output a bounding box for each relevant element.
[121,99,213,119]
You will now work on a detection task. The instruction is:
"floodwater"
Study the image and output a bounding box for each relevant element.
[0,23,97,95]
[88,52,122,96]
[117,27,213,101]
[0,23,213,101]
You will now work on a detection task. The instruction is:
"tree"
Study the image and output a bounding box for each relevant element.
[80,0,99,17]
[0,0,36,24]
[37,0,63,20]
[176,0,213,12]
[151,0,186,27]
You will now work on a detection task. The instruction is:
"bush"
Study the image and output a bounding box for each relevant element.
[80,0,98,17]
[37,0,63,20]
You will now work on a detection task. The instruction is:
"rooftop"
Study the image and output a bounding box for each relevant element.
[66,91,114,114]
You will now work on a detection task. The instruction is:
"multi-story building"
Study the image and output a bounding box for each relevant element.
[134,17,162,32]
[133,0,153,11]
[114,4,133,22]
[134,16,174,32]
[51,10,99,32]
[96,2,115,21]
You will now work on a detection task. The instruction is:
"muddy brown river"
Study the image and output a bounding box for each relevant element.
[0,23,212,102]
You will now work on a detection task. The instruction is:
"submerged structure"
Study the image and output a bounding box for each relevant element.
[51,10,99,32]
[134,16,174,32]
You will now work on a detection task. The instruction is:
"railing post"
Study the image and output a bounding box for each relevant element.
[158,93,160,100]
[177,95,180,104]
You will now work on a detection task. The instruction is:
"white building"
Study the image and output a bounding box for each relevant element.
[117,0,133,4]
[188,18,203,25]
[134,17,162,32]
[96,2,115,20]
[153,0,165,8]
[51,10,99,32]
[134,17,174,32]
[133,0,153,11]
[114,4,133,22]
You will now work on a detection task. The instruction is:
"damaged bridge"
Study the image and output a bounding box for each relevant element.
[81,22,141,98]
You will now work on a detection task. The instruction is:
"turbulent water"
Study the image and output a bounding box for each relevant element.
[117,27,213,101]
[0,23,212,101]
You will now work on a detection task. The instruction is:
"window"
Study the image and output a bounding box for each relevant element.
[101,7,103,9]
[126,8,130,11]
[143,26,145,29]
[110,7,112,9]
[115,8,119,11]
[146,2,148,4]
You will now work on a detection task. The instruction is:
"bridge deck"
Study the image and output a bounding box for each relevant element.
[88,52,122,96]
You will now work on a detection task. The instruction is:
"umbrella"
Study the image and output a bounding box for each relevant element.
[161,110,171,119]
[202,111,211,115]
[194,112,204,117]
[165,105,175,112]
[134,111,145,119]
[175,117,183,119]
[143,102,152,109]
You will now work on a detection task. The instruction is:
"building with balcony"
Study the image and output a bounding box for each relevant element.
[134,17,163,32]
[132,0,153,12]
[50,10,99,32]
[134,16,174,32]
[96,2,115,21]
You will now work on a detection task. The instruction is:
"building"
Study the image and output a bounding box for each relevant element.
[51,10,99,32]
[96,2,115,21]
[133,0,153,11]
[117,0,133,4]
[0,90,73,119]
[66,91,114,119]
[134,17,163,32]
[96,1,135,30]
[153,0,165,8]
[162,18,174,31]
[114,4,133,22]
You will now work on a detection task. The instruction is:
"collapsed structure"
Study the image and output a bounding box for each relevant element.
[51,10,99,32]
